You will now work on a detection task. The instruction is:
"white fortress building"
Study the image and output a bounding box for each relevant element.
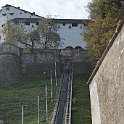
[0,4,89,49]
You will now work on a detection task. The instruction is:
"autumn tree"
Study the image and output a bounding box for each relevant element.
[38,17,61,49]
[28,29,40,53]
[3,21,27,45]
[84,0,124,64]
[3,17,62,51]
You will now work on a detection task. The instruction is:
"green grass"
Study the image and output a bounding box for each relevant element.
[72,77,92,124]
[0,79,58,124]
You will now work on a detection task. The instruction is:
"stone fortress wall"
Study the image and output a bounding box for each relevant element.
[89,21,124,124]
[0,43,92,84]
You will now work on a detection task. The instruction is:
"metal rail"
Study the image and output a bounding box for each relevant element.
[52,59,73,124]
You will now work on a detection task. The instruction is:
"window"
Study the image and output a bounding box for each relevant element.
[69,25,71,29]
[72,23,78,27]
[63,23,66,26]
[2,24,5,27]
[9,13,14,15]
[2,14,6,16]
[20,12,22,15]
[32,25,34,28]
[36,22,39,25]
[80,26,82,29]
[25,22,30,25]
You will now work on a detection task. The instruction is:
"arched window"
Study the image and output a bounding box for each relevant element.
[75,46,83,50]
[66,46,73,50]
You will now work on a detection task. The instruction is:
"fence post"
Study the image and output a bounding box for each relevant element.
[46,85,48,123]
[38,94,40,124]
[55,61,57,86]
[22,106,24,124]
[50,71,53,101]
[22,105,27,124]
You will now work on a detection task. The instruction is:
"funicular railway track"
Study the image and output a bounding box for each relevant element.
[53,59,73,124]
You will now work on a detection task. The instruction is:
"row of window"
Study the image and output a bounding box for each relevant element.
[24,22,83,29]
[2,13,13,16]
[58,25,83,29]
[2,22,83,29]
[24,22,39,25]
[2,8,36,17]
[62,23,78,27]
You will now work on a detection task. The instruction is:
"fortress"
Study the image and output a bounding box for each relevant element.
[0,4,89,49]
[0,43,92,84]
[0,4,92,84]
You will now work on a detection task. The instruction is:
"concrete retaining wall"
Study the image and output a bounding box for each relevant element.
[89,23,124,124]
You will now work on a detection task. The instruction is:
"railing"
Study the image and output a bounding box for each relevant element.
[64,73,73,124]
[52,60,73,124]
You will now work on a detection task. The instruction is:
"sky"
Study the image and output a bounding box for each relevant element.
[0,0,92,19]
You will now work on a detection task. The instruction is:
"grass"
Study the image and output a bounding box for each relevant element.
[72,77,92,124]
[0,78,58,124]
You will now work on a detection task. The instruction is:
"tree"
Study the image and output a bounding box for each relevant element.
[3,16,62,51]
[28,29,40,53]
[38,17,61,49]
[84,0,124,64]
[3,21,27,45]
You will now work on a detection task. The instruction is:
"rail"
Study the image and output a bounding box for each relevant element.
[52,59,73,124]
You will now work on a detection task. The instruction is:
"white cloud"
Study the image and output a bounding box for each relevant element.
[0,0,92,19]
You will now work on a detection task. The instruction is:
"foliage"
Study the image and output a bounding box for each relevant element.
[72,78,91,124]
[84,0,124,64]
[28,29,40,53]
[3,17,62,51]
[38,17,61,49]
[3,21,27,45]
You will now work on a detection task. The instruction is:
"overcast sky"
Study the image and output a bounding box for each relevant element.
[0,0,92,19]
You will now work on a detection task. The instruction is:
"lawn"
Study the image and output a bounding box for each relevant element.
[0,79,58,124]
[72,77,92,124]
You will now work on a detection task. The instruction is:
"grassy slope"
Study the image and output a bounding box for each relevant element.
[72,78,92,124]
[0,79,57,124]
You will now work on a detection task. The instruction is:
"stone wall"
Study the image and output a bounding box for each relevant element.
[21,51,60,79]
[0,44,21,84]
[89,23,124,124]
[0,44,92,84]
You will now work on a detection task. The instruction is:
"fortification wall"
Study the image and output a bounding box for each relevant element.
[0,44,91,84]
[21,50,60,79]
[89,23,124,124]
[0,44,21,84]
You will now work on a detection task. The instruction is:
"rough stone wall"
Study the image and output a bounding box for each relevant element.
[21,49,91,79]
[89,24,124,124]
[21,51,60,79]
[0,44,91,84]
[0,44,21,84]
[73,49,92,77]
